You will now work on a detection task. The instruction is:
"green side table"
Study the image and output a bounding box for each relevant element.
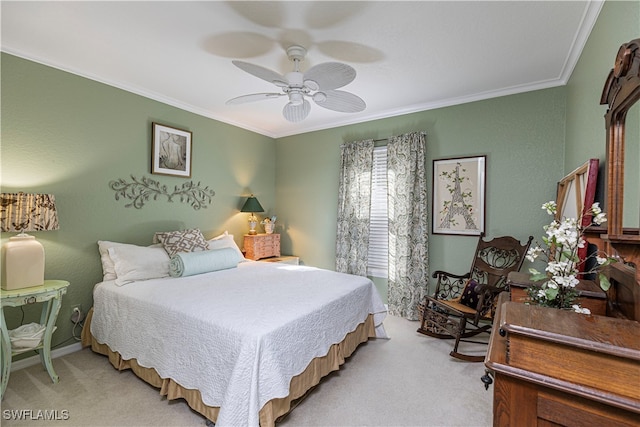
[1,280,69,399]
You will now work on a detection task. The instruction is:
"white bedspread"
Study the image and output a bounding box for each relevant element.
[91,261,387,427]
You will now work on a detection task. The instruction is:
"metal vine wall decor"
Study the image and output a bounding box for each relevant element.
[109,175,215,210]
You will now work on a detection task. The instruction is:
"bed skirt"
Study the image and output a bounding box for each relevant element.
[81,308,375,426]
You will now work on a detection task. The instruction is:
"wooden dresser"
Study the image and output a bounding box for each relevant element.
[243,234,280,261]
[485,293,640,426]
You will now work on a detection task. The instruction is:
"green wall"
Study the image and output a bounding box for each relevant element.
[1,0,638,357]
[564,0,640,227]
[1,54,275,355]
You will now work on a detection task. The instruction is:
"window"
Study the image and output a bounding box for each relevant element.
[367,146,388,278]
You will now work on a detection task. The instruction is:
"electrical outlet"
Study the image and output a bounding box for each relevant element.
[70,305,85,323]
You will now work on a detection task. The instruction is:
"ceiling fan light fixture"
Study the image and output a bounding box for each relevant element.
[289,92,304,106]
[283,99,311,122]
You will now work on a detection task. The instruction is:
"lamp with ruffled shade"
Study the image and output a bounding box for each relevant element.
[1,193,59,290]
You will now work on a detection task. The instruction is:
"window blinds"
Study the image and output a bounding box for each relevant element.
[367,146,388,278]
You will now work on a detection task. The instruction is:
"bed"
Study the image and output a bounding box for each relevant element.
[82,231,388,426]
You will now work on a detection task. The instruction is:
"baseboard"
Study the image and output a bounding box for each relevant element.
[10,342,83,372]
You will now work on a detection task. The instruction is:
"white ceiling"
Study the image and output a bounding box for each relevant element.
[1,1,603,138]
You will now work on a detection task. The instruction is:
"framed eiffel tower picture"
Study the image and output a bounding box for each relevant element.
[432,155,486,235]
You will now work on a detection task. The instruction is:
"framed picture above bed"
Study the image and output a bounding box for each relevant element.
[432,155,486,236]
[151,122,192,178]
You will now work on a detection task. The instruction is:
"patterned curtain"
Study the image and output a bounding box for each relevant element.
[335,139,374,276]
[387,132,429,320]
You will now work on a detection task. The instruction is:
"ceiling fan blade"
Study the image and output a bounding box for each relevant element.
[232,60,286,85]
[304,62,356,90]
[226,93,284,105]
[282,99,311,122]
[313,90,366,113]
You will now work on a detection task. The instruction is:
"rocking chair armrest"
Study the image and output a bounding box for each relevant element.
[431,270,471,280]
[471,282,507,324]
[431,271,471,301]
[422,295,440,304]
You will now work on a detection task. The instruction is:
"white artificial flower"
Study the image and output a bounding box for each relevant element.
[526,246,543,262]
[596,256,607,265]
[546,261,569,275]
[593,212,607,225]
[542,201,557,215]
[572,305,591,315]
[577,237,586,249]
[554,275,579,288]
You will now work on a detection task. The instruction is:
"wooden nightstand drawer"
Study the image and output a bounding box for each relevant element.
[243,234,280,260]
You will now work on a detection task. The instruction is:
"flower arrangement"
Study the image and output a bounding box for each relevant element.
[525,201,616,314]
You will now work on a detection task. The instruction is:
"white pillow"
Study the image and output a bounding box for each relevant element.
[107,244,170,286]
[98,241,165,281]
[97,241,124,281]
[208,231,245,261]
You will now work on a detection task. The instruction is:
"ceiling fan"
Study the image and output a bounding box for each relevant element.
[226,45,366,122]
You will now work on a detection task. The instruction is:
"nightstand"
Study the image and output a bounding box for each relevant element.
[1,280,69,399]
[243,233,280,260]
[258,255,300,265]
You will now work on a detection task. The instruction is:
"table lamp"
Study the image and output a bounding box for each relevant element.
[1,193,59,290]
[240,195,264,235]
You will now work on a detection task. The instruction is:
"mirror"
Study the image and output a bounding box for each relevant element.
[623,101,639,230]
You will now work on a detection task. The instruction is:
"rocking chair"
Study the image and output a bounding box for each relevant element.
[417,233,532,362]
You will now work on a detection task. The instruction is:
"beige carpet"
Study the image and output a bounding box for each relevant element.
[2,315,492,426]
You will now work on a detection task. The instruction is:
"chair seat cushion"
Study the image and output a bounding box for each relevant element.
[460,279,480,308]
[437,298,479,315]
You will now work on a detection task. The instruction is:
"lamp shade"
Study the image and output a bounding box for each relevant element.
[1,193,59,232]
[240,195,264,213]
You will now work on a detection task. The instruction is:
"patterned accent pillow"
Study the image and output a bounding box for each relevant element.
[460,279,480,309]
[155,229,209,257]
